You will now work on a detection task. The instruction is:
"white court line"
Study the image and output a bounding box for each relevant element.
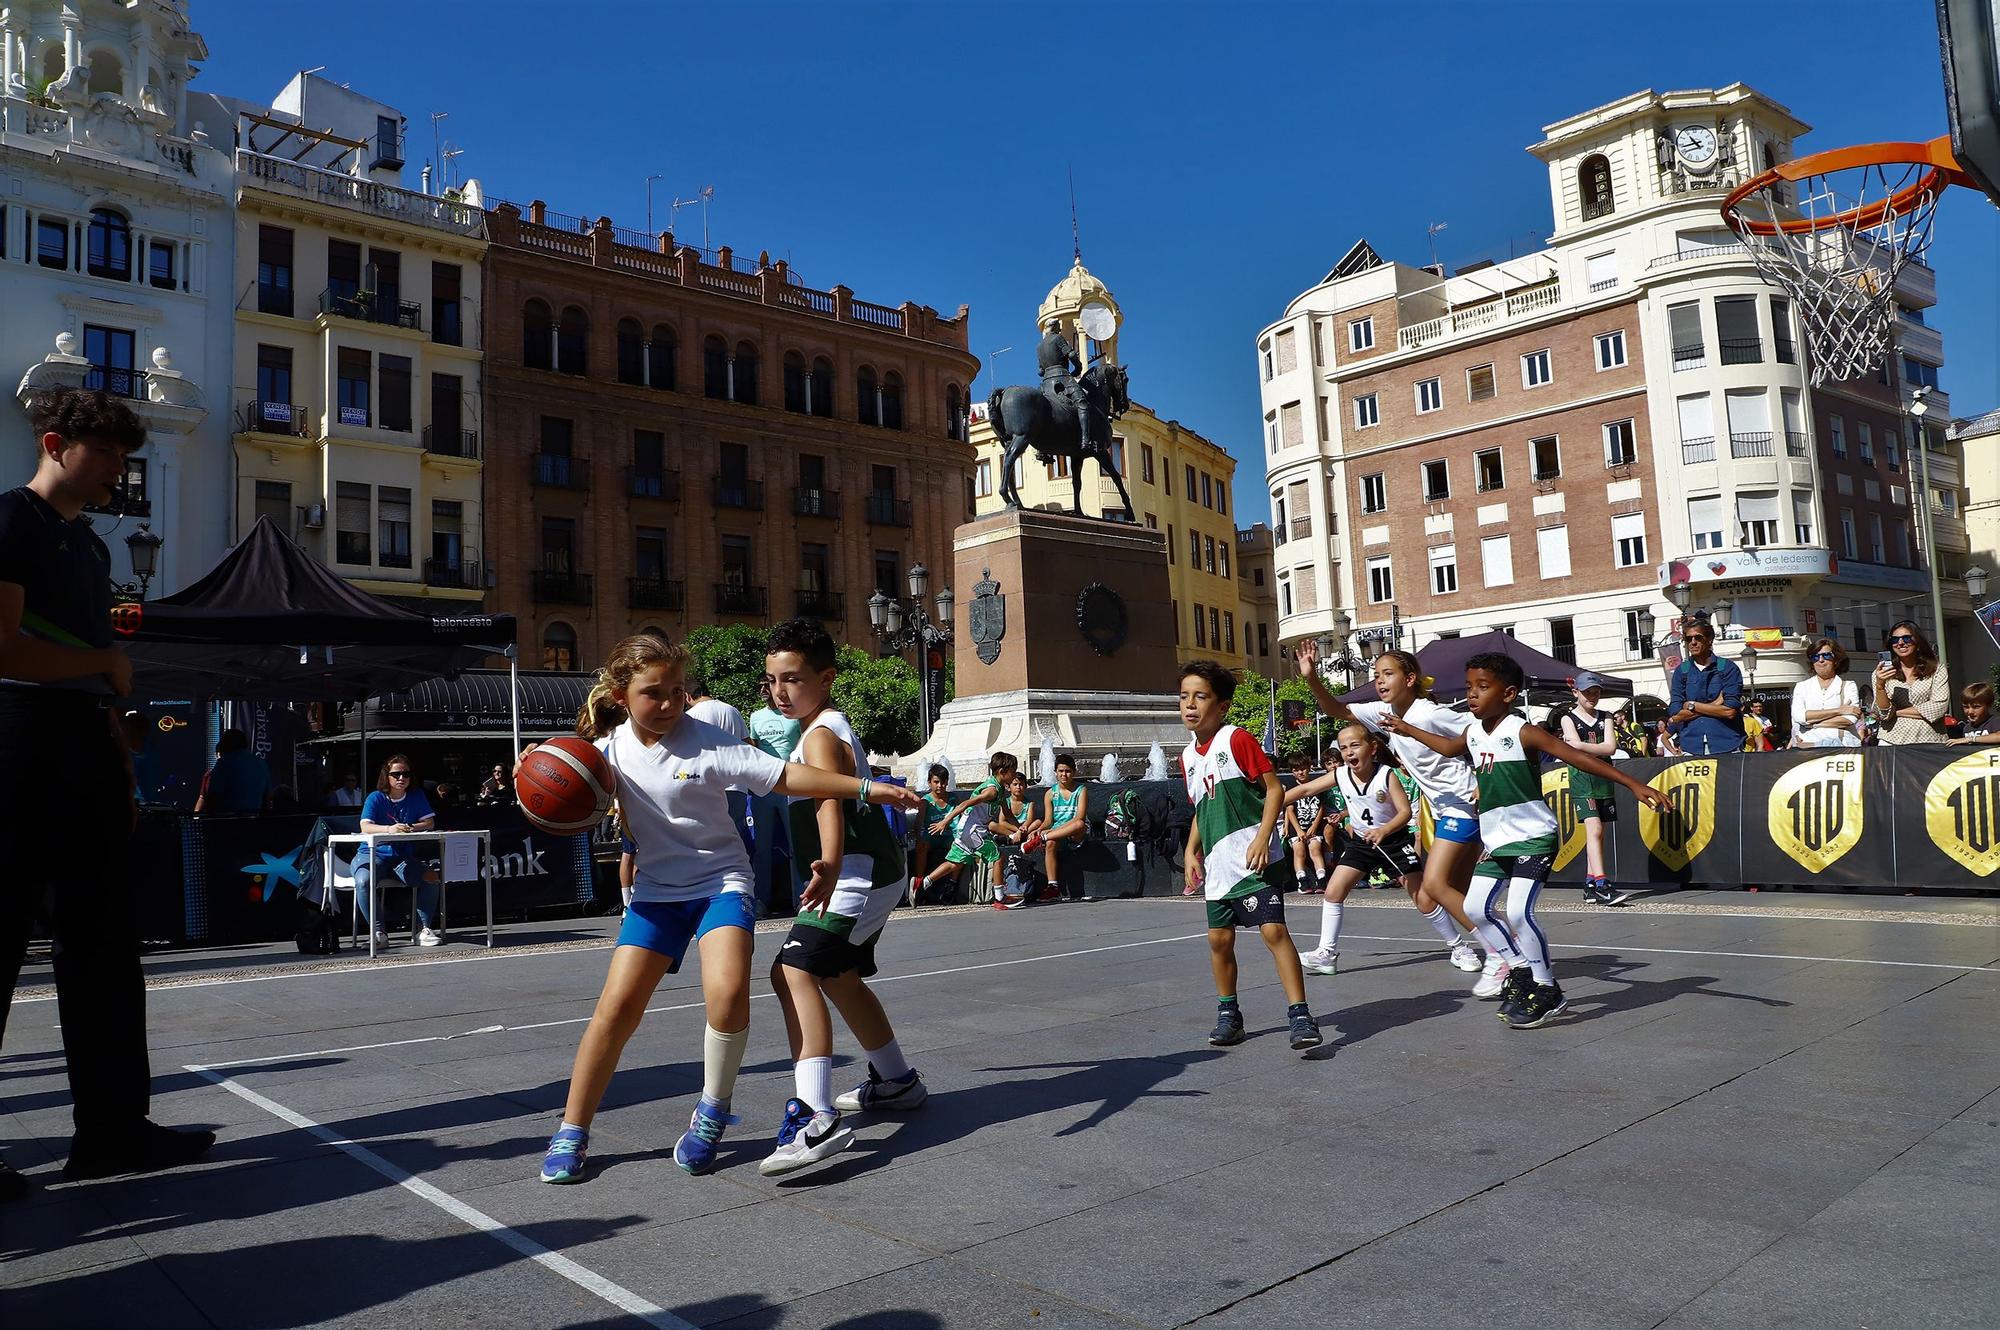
[1333,931,2000,974]
[185,1067,698,1330]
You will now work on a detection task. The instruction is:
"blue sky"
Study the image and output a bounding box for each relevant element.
[194,0,1997,522]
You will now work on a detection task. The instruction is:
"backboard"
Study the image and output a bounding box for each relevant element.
[1939,0,2000,201]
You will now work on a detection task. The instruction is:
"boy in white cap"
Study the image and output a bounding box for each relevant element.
[1560,671,1623,906]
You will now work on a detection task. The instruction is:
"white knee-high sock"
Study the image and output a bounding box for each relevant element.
[620,885,635,909]
[1318,900,1344,952]
[1465,876,1525,965]
[1421,904,1460,945]
[864,1037,911,1081]
[702,1024,748,1109]
[796,1055,833,1113]
[1506,876,1554,984]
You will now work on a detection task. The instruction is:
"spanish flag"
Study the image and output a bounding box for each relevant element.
[1743,628,1785,649]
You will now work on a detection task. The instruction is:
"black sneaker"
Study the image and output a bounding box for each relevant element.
[0,1160,28,1203]
[1287,1005,1323,1050]
[1582,879,1616,905]
[1208,1005,1245,1047]
[1494,969,1536,1020]
[1503,982,1569,1030]
[63,1121,216,1182]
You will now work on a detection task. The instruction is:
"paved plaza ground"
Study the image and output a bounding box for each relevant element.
[3,890,1998,1329]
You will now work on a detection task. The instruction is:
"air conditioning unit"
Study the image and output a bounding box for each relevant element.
[302,501,326,530]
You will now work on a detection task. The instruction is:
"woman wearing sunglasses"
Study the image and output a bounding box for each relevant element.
[1789,638,1863,749]
[354,753,443,945]
[1872,621,1950,747]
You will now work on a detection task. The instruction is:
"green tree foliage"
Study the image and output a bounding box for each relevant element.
[677,624,951,757]
[1224,671,1340,765]
[680,624,771,716]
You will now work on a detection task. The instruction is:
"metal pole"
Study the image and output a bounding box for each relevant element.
[358,695,368,793]
[917,618,931,746]
[1915,435,1949,671]
[507,643,522,762]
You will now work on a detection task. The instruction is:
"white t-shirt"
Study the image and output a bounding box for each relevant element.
[1346,699,1478,819]
[687,697,748,740]
[596,716,784,902]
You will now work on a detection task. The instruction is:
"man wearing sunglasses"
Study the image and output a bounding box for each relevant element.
[1665,617,1744,757]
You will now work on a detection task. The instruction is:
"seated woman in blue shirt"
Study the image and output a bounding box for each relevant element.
[354,753,443,945]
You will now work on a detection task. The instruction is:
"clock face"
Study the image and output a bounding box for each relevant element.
[1676,125,1720,169]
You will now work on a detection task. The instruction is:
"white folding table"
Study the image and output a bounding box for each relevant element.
[324,829,493,959]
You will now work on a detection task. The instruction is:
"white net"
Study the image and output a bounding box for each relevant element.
[1728,161,1943,386]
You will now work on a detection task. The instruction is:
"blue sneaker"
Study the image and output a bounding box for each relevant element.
[540,1126,589,1184]
[673,1097,738,1175]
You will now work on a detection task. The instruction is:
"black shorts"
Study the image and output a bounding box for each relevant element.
[1474,851,1555,885]
[1334,831,1421,876]
[776,919,885,979]
[1206,889,1287,930]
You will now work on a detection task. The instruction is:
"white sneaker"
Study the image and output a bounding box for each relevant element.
[1473,953,1512,999]
[1448,941,1482,972]
[758,1099,854,1177]
[1300,947,1340,976]
[371,929,387,946]
[417,927,443,947]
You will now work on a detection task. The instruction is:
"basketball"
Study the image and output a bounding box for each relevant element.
[516,738,616,834]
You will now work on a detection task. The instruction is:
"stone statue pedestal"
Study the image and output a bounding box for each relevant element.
[898,510,1188,782]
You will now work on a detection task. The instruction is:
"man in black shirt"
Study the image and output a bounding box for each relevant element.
[0,387,213,1200]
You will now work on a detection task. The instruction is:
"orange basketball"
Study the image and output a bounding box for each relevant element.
[516,737,616,834]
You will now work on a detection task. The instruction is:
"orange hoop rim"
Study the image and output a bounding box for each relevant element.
[1721,136,1974,236]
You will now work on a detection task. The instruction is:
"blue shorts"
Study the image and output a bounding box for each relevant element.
[1432,815,1480,845]
[615,892,756,969]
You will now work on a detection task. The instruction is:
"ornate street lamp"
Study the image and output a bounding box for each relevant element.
[121,523,164,601]
[870,566,955,745]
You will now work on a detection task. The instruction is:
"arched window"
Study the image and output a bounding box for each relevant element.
[648,324,676,391]
[783,351,809,413]
[810,357,834,418]
[541,622,578,671]
[856,366,879,427]
[733,340,760,405]
[615,318,645,385]
[944,384,964,441]
[557,306,589,376]
[1578,154,1614,220]
[86,208,130,281]
[39,47,63,89]
[881,371,905,431]
[703,336,729,399]
[87,49,123,98]
[523,300,553,370]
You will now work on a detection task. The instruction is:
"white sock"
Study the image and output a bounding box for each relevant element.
[1318,900,1344,952]
[865,1037,911,1081]
[559,1120,587,1136]
[620,885,634,909]
[1422,905,1460,945]
[702,1024,748,1108]
[796,1055,833,1113]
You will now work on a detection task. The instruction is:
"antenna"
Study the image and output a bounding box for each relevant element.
[984,346,1013,395]
[1426,221,1453,313]
[1068,165,1082,263]
[670,185,716,255]
[429,111,448,193]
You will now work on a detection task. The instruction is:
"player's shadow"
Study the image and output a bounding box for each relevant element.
[1557,953,1793,1017]
[1318,983,1478,1052]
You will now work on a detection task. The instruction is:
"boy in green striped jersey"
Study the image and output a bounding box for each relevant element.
[1179,661,1322,1051]
[1386,653,1667,1029]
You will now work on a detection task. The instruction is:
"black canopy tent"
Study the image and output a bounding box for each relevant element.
[1333,630,1636,705]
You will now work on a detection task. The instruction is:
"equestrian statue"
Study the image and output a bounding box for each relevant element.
[986,320,1135,521]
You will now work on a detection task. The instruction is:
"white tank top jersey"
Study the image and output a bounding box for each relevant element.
[788,709,880,892]
[1345,699,1478,819]
[1335,763,1400,833]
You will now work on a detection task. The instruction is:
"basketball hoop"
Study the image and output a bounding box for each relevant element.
[1721,136,1975,385]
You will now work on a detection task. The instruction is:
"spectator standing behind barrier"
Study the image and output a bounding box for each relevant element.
[1666,619,1744,757]
[193,728,272,813]
[1742,699,1776,751]
[747,681,802,914]
[1948,682,2000,745]
[327,771,365,808]
[1872,621,1949,746]
[476,763,513,805]
[686,671,753,851]
[120,710,161,804]
[1790,639,1863,749]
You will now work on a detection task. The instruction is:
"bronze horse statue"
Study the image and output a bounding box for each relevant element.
[985,361,1136,521]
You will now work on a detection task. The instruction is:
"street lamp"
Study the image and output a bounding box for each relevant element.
[122,523,163,601]
[870,565,954,746]
[1967,565,1990,601]
[1908,387,1951,669]
[1711,598,1733,636]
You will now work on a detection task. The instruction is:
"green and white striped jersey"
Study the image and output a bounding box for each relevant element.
[1464,712,1558,856]
[1182,724,1280,901]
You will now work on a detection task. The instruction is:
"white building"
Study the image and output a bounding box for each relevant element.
[1259,85,1971,698]
[1,0,232,595]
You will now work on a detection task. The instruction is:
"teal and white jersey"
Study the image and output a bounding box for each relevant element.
[1049,784,1082,828]
[1182,724,1279,901]
[1464,712,1558,856]
[787,711,906,931]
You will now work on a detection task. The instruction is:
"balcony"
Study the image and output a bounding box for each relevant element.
[793,487,841,519]
[84,364,144,399]
[319,287,422,331]
[714,582,767,616]
[530,454,589,489]
[1681,436,1717,465]
[1918,447,1961,488]
[531,570,593,605]
[628,468,682,501]
[238,150,485,238]
[713,478,765,511]
[1289,516,1312,542]
[796,588,846,620]
[1894,314,1944,367]
[866,494,912,527]
[1672,342,1708,371]
[1396,279,1564,352]
[1729,432,1776,459]
[423,425,481,459]
[1552,642,1579,666]
[423,557,481,589]
[1786,431,1810,458]
[628,577,686,610]
[1720,337,1763,366]
[239,400,309,437]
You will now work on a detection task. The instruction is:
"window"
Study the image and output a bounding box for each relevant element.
[430,501,463,571]
[1476,449,1504,492]
[1678,393,1715,462]
[1537,525,1571,579]
[80,325,136,398]
[1416,377,1443,413]
[1902,357,1941,390]
[1781,389,1805,458]
[1279,400,1303,451]
[974,460,993,498]
[1353,394,1379,429]
[807,356,831,416]
[1830,415,1846,459]
[1224,612,1236,654]
[1189,529,1201,567]
[1895,521,1911,566]
[1858,421,1874,466]
[1480,534,1514,587]
[432,262,462,347]
[1579,154,1614,219]
[733,343,762,409]
[378,487,412,568]
[1279,580,1292,616]
[1839,508,1858,560]
[1690,497,1724,551]
[1586,251,1617,291]
[1716,295,1762,364]
[255,344,292,414]
[1868,513,1885,563]
[1185,464,1197,499]
[1348,317,1375,352]
[1531,436,1561,481]
[373,114,402,167]
[1771,296,1796,363]
[1726,389,1774,457]
[1266,414,1278,453]
[1624,608,1656,660]
[1260,342,1272,381]
[705,337,730,399]
[541,623,577,672]
[1360,472,1387,513]
[1602,419,1637,467]
[1885,429,1901,472]
[1668,301,1705,370]
[326,239,362,301]
[873,550,900,595]
[1194,602,1207,647]
[1467,363,1495,402]
[1311,322,1325,366]
[557,307,588,376]
[1422,459,1449,502]
[36,215,68,270]
[1316,396,1329,441]
[636,527,669,582]
[1201,472,1214,508]
[1045,454,1072,481]
[1209,607,1221,650]
[335,482,371,564]
[1521,349,1552,388]
[617,319,646,386]
[1549,616,1578,666]
[1367,555,1393,603]
[254,480,291,532]
[148,239,175,291]
[1204,534,1217,573]
[257,226,293,315]
[1594,329,1627,370]
[378,354,412,433]
[1612,513,1647,567]
[1216,480,1227,516]
[1836,473,1854,496]
[86,208,130,281]
[1168,524,1176,565]
[1141,444,1155,484]
[1429,546,1458,595]
[1793,491,1815,544]
[523,300,553,371]
[542,518,579,574]
[1258,623,1271,657]
[335,348,370,427]
[1274,327,1297,373]
[1219,542,1230,577]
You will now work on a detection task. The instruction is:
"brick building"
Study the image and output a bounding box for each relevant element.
[482,202,978,669]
